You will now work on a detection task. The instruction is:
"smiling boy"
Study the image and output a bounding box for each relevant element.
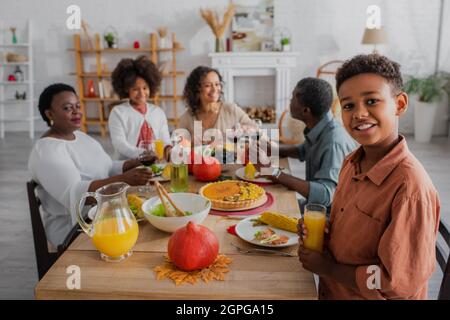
[298,54,440,299]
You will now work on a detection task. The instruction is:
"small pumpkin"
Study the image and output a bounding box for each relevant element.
[168,221,219,271]
[192,156,222,182]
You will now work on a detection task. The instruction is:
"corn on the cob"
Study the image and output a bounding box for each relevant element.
[260,211,298,233]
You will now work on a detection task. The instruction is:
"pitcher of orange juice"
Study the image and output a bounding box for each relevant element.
[76,182,139,262]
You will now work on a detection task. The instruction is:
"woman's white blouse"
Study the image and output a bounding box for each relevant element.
[108,102,171,160]
[28,131,124,247]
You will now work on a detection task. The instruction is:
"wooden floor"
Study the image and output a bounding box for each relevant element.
[0,132,448,299]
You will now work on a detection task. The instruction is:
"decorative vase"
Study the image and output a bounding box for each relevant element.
[414,99,438,143]
[215,37,225,53]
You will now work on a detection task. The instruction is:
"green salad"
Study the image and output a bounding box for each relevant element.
[150,203,193,217]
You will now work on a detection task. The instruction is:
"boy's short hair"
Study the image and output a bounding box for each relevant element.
[335,54,403,95]
[294,77,333,119]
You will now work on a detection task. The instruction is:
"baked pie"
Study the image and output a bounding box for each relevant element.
[199,180,266,210]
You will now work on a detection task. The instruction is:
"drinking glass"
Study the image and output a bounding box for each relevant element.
[154,139,165,162]
[138,140,157,166]
[303,203,327,252]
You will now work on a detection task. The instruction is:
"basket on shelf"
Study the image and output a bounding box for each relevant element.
[6,52,28,62]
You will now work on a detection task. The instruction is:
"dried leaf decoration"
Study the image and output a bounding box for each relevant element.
[200,3,235,39]
[154,254,233,286]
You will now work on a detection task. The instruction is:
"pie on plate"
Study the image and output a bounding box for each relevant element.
[198,180,266,211]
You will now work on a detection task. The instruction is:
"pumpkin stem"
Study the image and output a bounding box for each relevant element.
[186,221,198,232]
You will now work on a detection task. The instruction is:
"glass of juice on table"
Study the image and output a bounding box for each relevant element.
[154,139,165,161]
[303,203,327,252]
[76,182,139,262]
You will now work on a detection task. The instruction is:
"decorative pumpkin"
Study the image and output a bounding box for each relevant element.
[192,156,221,182]
[168,221,219,271]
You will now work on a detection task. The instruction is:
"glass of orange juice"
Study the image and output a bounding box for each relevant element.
[154,139,165,161]
[303,203,327,252]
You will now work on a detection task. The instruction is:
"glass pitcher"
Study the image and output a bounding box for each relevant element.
[76,182,139,262]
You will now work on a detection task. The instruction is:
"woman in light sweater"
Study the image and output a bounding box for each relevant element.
[109,56,171,160]
[179,66,256,145]
[28,84,153,247]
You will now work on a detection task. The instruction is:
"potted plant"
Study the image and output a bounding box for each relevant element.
[405,75,447,143]
[281,37,291,51]
[104,32,117,48]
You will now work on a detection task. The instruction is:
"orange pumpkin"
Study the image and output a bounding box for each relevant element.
[168,221,219,271]
[192,156,221,182]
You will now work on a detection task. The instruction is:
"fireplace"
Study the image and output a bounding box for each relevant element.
[209,51,299,121]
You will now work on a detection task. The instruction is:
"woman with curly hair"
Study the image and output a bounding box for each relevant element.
[179,66,255,145]
[108,55,171,160]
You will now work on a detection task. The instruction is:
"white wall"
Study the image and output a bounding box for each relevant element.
[0,0,448,135]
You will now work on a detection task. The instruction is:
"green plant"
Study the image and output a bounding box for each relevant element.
[281,37,290,46]
[104,33,116,45]
[404,75,447,103]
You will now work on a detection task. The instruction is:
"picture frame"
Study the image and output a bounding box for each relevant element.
[232,0,274,52]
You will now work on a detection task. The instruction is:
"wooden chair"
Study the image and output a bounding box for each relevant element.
[278,110,306,145]
[26,180,80,280]
[436,220,450,300]
[316,60,344,117]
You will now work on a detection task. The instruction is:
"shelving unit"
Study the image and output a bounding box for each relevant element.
[0,20,36,139]
[70,32,184,136]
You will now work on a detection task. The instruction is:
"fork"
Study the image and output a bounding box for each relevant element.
[230,243,295,257]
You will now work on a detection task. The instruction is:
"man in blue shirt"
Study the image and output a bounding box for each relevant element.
[261,77,356,213]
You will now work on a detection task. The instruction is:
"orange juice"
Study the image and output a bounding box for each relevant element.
[303,211,326,252]
[154,139,164,160]
[92,217,139,258]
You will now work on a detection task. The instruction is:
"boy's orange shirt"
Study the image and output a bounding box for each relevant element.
[320,135,440,299]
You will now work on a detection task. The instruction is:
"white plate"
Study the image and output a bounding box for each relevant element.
[235,167,273,184]
[235,215,298,248]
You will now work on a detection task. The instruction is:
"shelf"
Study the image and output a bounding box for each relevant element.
[0,81,31,85]
[82,96,183,103]
[0,62,30,66]
[1,116,40,122]
[71,32,184,136]
[70,71,185,78]
[68,47,184,53]
[0,19,35,139]
[0,99,33,104]
[0,43,30,47]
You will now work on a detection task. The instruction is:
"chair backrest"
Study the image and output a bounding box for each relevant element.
[436,220,450,300]
[26,180,80,280]
[316,60,344,117]
[277,110,306,145]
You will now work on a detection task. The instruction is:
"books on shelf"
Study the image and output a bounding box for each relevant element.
[98,79,115,99]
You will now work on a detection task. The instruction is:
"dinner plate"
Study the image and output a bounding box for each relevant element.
[234,167,273,184]
[235,215,298,248]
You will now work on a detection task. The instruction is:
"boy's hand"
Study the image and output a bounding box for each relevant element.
[297,218,330,247]
[297,218,334,276]
[297,246,336,277]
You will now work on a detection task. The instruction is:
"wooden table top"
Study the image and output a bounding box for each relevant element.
[35,160,317,300]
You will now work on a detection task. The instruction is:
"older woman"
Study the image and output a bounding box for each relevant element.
[179,66,256,145]
[28,83,153,248]
[109,55,171,160]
